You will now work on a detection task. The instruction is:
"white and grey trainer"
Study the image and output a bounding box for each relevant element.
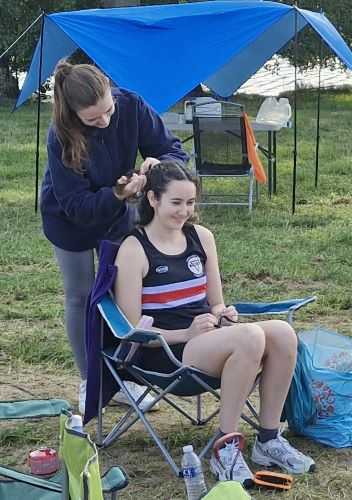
[113,381,160,412]
[210,440,254,488]
[251,434,315,474]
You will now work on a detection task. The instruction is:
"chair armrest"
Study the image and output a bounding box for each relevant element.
[153,334,185,368]
[101,466,129,493]
[99,294,183,366]
[0,399,71,420]
[0,465,62,492]
[126,329,161,344]
[234,296,317,316]
[98,295,160,343]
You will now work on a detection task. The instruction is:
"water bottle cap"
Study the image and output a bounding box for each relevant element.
[70,414,83,429]
[183,445,194,453]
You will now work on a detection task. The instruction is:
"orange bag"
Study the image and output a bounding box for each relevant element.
[243,112,267,184]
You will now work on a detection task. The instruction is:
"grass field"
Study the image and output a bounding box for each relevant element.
[0,90,351,499]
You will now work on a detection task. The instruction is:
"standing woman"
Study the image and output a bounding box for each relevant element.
[40,61,188,413]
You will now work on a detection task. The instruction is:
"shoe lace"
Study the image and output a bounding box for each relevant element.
[125,381,144,399]
[274,433,306,461]
[219,441,248,480]
[122,382,157,411]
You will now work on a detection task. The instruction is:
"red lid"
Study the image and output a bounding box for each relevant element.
[29,448,57,459]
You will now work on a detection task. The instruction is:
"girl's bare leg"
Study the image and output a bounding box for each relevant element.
[182,324,265,433]
[256,320,297,429]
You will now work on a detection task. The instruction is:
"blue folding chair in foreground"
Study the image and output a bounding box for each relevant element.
[95,292,316,477]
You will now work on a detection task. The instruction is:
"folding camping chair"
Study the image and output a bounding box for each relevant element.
[95,291,316,477]
[0,399,128,499]
[192,100,267,210]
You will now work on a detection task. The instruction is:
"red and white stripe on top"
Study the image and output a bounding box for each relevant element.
[142,275,207,310]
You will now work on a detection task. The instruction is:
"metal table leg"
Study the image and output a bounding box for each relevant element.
[267,131,273,197]
[273,131,277,194]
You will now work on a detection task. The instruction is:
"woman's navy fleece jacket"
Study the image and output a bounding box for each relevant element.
[41,87,189,251]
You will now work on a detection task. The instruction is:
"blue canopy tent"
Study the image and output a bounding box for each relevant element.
[8,1,352,211]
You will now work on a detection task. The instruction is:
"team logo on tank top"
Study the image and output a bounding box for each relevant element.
[186,255,203,277]
[155,265,169,274]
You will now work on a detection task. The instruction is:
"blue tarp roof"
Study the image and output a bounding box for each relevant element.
[16,1,352,112]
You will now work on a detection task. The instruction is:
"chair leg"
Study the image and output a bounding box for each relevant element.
[199,176,203,203]
[199,428,222,460]
[196,394,202,422]
[248,170,254,212]
[245,399,259,422]
[97,317,106,446]
[103,358,182,476]
[97,357,104,446]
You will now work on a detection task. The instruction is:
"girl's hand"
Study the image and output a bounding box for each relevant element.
[114,172,146,200]
[139,157,160,174]
[187,313,218,339]
[136,315,154,329]
[216,305,238,326]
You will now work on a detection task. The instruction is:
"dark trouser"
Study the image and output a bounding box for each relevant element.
[54,247,95,379]
[53,206,138,379]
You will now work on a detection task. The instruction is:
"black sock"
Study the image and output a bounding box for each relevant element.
[258,427,278,443]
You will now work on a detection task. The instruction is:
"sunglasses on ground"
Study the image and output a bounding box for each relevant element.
[254,471,293,490]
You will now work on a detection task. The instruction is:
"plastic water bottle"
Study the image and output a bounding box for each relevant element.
[278,97,292,127]
[181,445,207,500]
[69,414,84,433]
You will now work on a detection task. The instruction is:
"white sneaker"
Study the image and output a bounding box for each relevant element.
[113,381,160,412]
[210,440,254,488]
[78,379,87,415]
[251,434,316,474]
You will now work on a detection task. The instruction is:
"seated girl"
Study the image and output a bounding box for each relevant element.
[114,161,315,486]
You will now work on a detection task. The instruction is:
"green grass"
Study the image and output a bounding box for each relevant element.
[0,90,351,499]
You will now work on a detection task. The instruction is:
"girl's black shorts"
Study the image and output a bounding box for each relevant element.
[138,343,186,374]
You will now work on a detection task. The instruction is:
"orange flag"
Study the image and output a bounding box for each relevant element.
[243,112,267,184]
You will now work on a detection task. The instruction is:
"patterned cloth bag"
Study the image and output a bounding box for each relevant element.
[284,328,352,448]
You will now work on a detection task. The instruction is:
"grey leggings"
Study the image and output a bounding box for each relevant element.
[54,246,96,379]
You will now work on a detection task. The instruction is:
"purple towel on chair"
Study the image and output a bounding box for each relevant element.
[84,240,119,425]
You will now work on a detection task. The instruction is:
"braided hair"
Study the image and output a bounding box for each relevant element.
[138,161,198,226]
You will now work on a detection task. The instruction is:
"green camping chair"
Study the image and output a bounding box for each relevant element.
[59,412,128,500]
[0,399,128,499]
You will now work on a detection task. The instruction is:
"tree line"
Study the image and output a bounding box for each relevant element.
[278,0,351,69]
[0,0,350,97]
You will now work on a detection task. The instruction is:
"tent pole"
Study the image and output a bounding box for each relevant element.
[0,14,43,61]
[315,22,323,188]
[292,3,299,214]
[34,12,45,213]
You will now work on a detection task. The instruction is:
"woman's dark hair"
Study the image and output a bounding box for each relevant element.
[52,60,110,173]
[138,161,198,226]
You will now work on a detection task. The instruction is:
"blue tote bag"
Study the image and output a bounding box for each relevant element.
[284,328,352,448]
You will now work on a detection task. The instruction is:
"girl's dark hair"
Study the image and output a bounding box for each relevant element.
[138,161,198,226]
[52,60,110,173]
